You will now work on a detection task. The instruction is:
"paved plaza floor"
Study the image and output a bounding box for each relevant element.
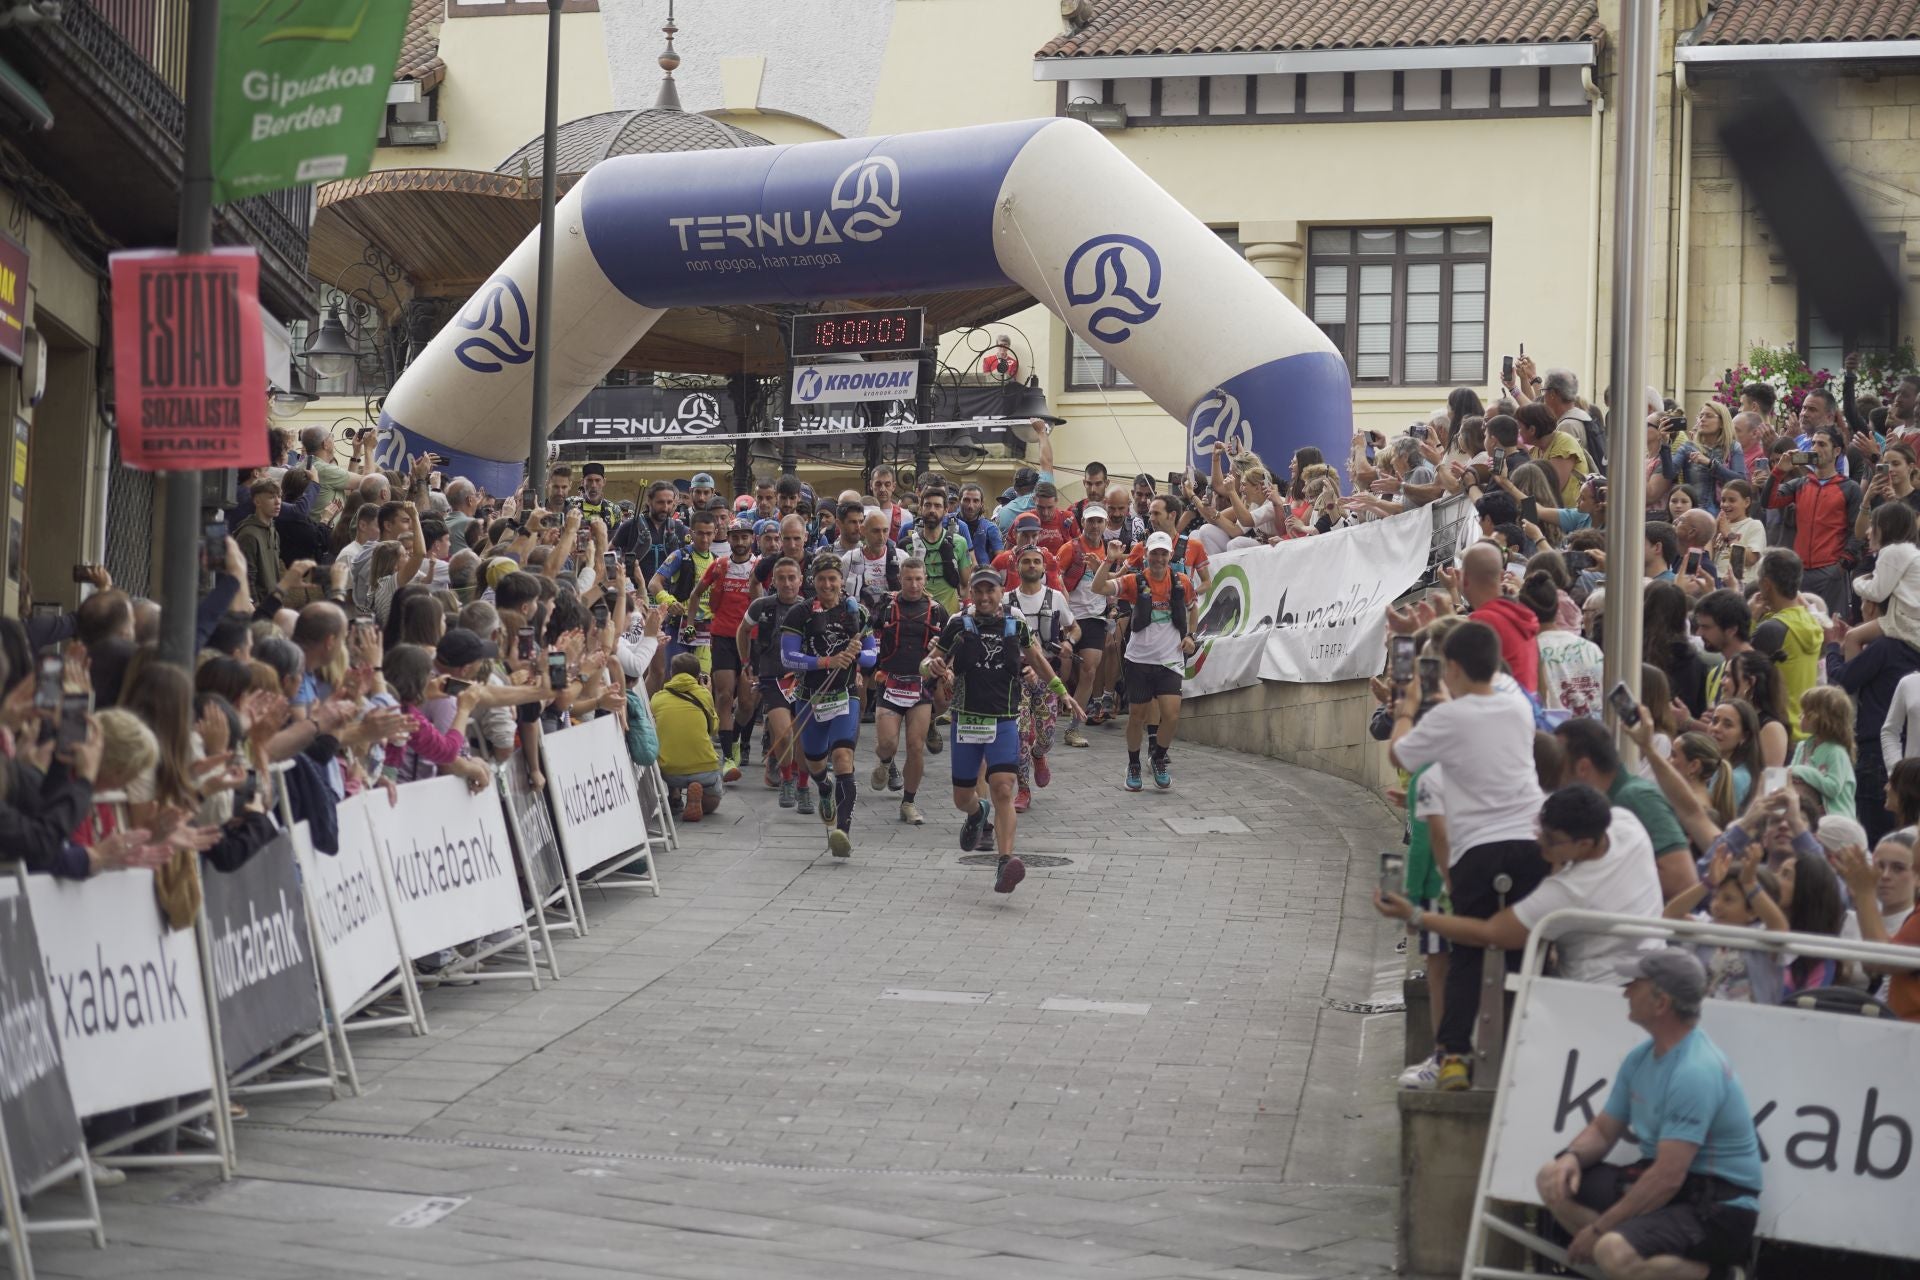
[26,727,1411,1280]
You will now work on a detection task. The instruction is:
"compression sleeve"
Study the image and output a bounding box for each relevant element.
[780,632,821,671]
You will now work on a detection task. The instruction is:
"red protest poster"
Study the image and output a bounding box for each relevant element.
[110,248,267,470]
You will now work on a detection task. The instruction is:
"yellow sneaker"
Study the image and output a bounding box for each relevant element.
[1437,1055,1472,1092]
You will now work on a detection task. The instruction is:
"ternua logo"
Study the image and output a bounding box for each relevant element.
[669,155,903,252]
[452,274,533,374]
[677,393,722,432]
[1188,389,1253,455]
[1063,233,1162,345]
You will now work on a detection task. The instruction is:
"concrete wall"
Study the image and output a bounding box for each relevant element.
[1179,675,1393,795]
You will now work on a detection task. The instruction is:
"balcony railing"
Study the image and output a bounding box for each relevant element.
[92,0,189,97]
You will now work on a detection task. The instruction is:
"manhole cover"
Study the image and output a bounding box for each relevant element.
[958,854,1073,867]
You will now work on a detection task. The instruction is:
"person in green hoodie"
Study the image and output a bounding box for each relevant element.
[650,652,722,821]
[1753,549,1822,736]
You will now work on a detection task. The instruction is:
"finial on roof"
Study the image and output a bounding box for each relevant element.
[655,0,682,111]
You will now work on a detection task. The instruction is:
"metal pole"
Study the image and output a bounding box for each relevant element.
[1601,0,1656,723]
[158,0,221,668]
[526,0,564,501]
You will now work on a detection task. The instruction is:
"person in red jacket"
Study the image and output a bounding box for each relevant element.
[1455,541,1542,694]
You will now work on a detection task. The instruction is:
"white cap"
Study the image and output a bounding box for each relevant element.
[1082,503,1109,521]
[1146,531,1174,553]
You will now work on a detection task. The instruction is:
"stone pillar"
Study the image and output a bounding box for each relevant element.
[1238,219,1307,307]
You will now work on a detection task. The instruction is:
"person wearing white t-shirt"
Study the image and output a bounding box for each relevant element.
[1388,619,1550,1088]
[1377,785,1664,982]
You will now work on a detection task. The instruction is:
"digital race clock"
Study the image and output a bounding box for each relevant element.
[789,308,925,358]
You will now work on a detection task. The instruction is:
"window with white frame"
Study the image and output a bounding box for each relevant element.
[1307,225,1489,386]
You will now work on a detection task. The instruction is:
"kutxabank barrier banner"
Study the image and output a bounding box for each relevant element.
[296,805,402,1014]
[500,753,566,906]
[211,0,410,204]
[19,872,214,1118]
[539,716,647,877]
[1183,506,1432,697]
[373,776,524,960]
[200,831,323,1075]
[1486,976,1920,1260]
[0,893,84,1188]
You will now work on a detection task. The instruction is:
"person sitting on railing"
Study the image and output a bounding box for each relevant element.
[1536,948,1762,1279]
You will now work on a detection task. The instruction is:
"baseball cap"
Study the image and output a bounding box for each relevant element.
[580,462,605,478]
[1750,618,1789,662]
[733,494,755,512]
[1612,947,1706,1006]
[486,558,521,589]
[1146,531,1174,553]
[729,518,755,534]
[1082,503,1109,521]
[970,566,1003,587]
[436,627,497,667]
[691,472,715,488]
[753,518,780,536]
[1011,511,1042,533]
[1013,466,1040,490]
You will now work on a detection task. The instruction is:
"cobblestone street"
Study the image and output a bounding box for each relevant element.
[29,730,1410,1279]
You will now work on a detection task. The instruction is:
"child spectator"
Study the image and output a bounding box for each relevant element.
[1791,686,1858,820]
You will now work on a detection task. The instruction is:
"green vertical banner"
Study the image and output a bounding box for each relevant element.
[210,0,411,204]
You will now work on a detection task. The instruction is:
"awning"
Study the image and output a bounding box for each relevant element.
[0,51,52,132]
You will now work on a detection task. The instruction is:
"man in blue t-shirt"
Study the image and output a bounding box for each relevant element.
[1535,949,1761,1278]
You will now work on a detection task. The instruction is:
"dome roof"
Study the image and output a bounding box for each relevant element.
[495,108,770,179]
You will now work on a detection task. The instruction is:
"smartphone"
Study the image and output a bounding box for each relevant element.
[574,530,589,554]
[1790,451,1815,466]
[602,550,618,574]
[546,650,568,692]
[1379,851,1405,901]
[202,520,227,571]
[1518,341,1525,357]
[591,600,610,627]
[1762,766,1791,796]
[517,627,537,662]
[1417,654,1441,701]
[442,677,471,697]
[1563,550,1592,573]
[1875,462,1891,480]
[1607,681,1641,727]
[56,690,91,751]
[1502,354,1514,382]
[1167,470,1185,492]
[70,564,94,584]
[34,653,62,714]
[1389,635,1416,685]
[306,564,325,585]
[1684,549,1703,576]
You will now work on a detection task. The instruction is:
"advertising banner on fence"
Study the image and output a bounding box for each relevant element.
[1486,976,1920,1259]
[500,753,567,906]
[1183,505,1433,697]
[109,248,267,470]
[0,893,84,1188]
[21,871,214,1118]
[373,776,525,959]
[199,832,323,1075]
[210,0,411,204]
[299,802,404,1012]
[539,716,648,877]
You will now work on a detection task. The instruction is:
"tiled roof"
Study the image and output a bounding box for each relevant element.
[495,110,770,179]
[398,0,445,87]
[1694,0,1920,44]
[1037,0,1601,57]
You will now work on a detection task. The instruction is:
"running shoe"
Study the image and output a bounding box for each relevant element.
[886,761,902,792]
[763,756,782,789]
[1014,786,1031,814]
[1124,761,1143,793]
[796,786,815,815]
[726,741,742,772]
[723,761,742,784]
[828,828,851,858]
[960,798,989,851]
[1064,726,1090,748]
[816,780,836,826]
[993,854,1026,894]
[1085,704,1106,726]
[926,722,944,755]
[1033,754,1051,788]
[1151,751,1171,791]
[899,800,924,826]
[682,782,705,822]
[1437,1055,1471,1092]
[779,778,797,808]
[870,760,891,791]
[1398,1052,1442,1091]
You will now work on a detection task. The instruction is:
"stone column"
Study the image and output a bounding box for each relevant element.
[1239,219,1307,307]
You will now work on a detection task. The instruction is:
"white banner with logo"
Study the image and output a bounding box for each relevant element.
[790,359,919,406]
[1184,505,1433,697]
[370,776,525,960]
[17,872,214,1118]
[297,801,405,1012]
[540,716,648,877]
[1486,976,1920,1259]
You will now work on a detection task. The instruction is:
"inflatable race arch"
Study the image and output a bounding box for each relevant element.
[377,117,1352,495]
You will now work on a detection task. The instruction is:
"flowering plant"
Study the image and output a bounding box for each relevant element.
[1712,344,1830,418]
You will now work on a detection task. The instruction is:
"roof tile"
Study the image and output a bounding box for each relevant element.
[1037,0,1601,57]
[398,0,445,86]
[1694,0,1920,44]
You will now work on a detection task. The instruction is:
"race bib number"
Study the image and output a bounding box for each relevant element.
[813,691,850,722]
[955,712,998,744]
[691,618,712,647]
[882,675,922,709]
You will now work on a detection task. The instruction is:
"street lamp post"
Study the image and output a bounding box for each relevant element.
[526,0,564,501]
[1602,0,1657,726]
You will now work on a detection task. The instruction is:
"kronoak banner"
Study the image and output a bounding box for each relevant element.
[1486,976,1920,1260]
[1182,505,1433,697]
